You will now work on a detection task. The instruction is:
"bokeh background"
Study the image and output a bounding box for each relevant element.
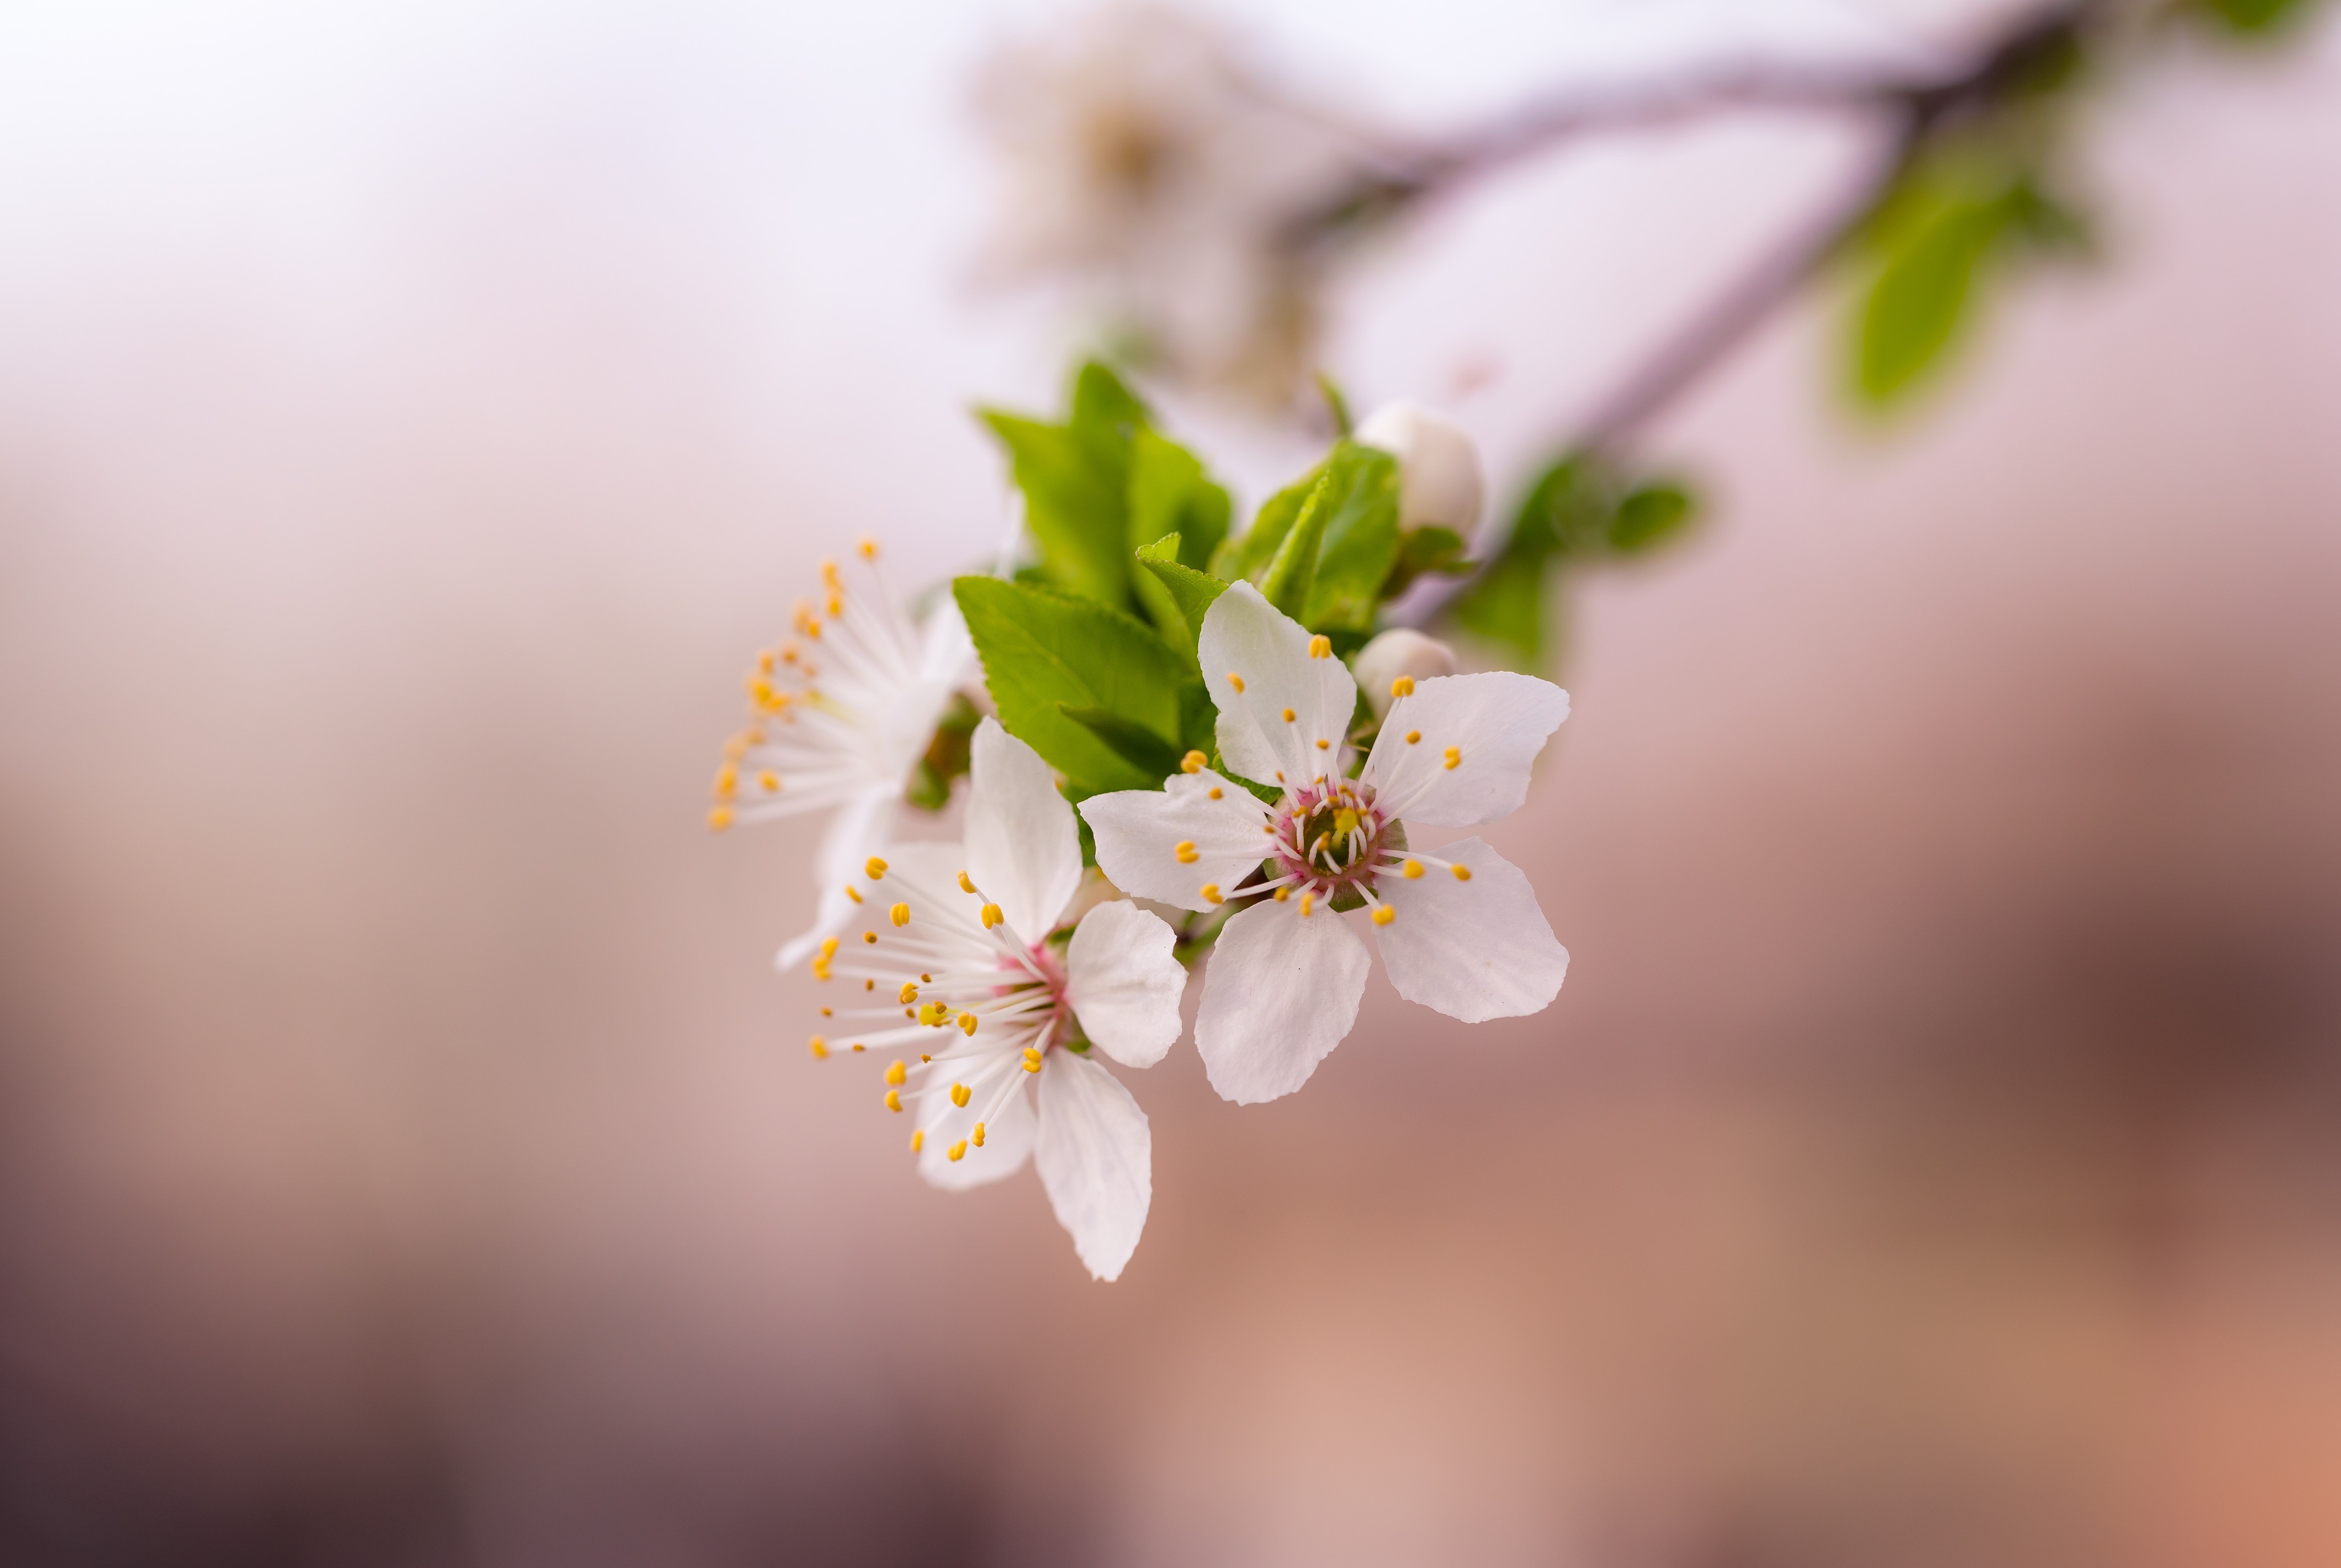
[3,2,2339,1564]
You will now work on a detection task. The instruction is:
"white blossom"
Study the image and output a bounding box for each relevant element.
[1352,628,1459,720]
[710,541,975,971]
[1080,583,1569,1104]
[807,718,1185,1281]
[1352,401,1486,536]
[970,5,1365,403]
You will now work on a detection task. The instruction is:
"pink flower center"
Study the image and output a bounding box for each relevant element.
[1270,779,1391,898]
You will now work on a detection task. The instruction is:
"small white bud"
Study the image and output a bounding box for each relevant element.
[1353,401,1485,535]
[1353,628,1459,718]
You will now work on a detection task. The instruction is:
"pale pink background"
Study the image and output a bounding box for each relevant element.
[1,3,2337,1564]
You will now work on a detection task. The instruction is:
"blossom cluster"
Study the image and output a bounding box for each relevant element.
[711,365,1570,1279]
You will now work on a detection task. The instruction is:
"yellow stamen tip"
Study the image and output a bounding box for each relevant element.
[1281,707,1296,723]
[1452,864,1473,882]
[858,537,879,560]
[714,766,739,799]
[1372,905,1395,926]
[958,1013,977,1035]
[1315,738,1330,750]
[1208,787,1222,799]
[890,902,910,927]
[1181,750,1208,774]
[949,1083,971,1109]
[819,936,839,959]
[865,856,887,879]
[1174,841,1199,864]
[1299,892,1315,918]
[758,770,779,792]
[910,1129,925,1152]
[1308,634,1332,659]
[1228,673,1245,692]
[980,903,1003,929]
[862,931,878,945]
[957,870,976,894]
[1273,886,1290,901]
[899,982,918,1004]
[844,885,863,904]
[884,1059,906,1085]
[1443,746,1461,770]
[947,1140,967,1162]
[884,1088,902,1113]
[1403,859,1425,879]
[706,806,734,832]
[1406,729,1421,745]
[1022,1057,1042,1073]
[1200,883,1223,905]
[808,1036,828,1059]
[972,1121,986,1148]
[1391,675,1415,697]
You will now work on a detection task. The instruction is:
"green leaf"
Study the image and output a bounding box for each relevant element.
[1854,196,2008,405]
[1058,704,1186,781]
[1608,483,1696,554]
[1295,442,1402,633]
[1134,533,1229,660]
[1070,360,1149,441]
[1448,555,1547,664]
[2193,0,2315,36]
[1314,370,1354,436]
[1230,467,1320,581]
[1260,466,1333,619]
[953,577,1192,792]
[980,412,1132,606]
[1128,429,1230,572]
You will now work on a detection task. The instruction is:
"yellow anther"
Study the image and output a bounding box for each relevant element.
[1372,905,1396,926]
[1228,673,1245,692]
[825,593,843,617]
[1299,892,1315,917]
[808,1036,829,1060]
[820,936,839,960]
[972,1121,987,1148]
[922,973,932,982]
[884,1088,902,1113]
[910,1129,924,1152]
[920,1002,949,1027]
[820,1006,832,1017]
[1201,883,1223,905]
[958,1012,978,1035]
[845,885,863,904]
[758,771,779,792]
[1311,833,1331,857]
[899,982,919,1004]
[714,765,739,799]
[890,902,910,927]
[1308,634,1332,659]
[1443,747,1461,770]
[949,1083,972,1109]
[1282,707,1297,723]
[1334,808,1360,838]
[1181,750,1208,774]
[1391,675,1415,698]
[903,1008,915,1020]
[1406,729,1421,744]
[1175,841,1199,864]
[947,1140,968,1162]
[1403,859,1424,879]
[1022,1055,1042,1074]
[885,1059,907,1085]
[980,903,1004,929]
[957,870,976,894]
[861,931,878,944]
[756,648,776,676]
[851,1043,864,1052]
[865,856,888,879]
[724,731,752,760]
[921,1053,932,1063]
[1452,864,1473,882]
[1208,787,1223,800]
[810,958,831,981]
[858,537,879,560]
[707,806,734,832]
[863,978,875,991]
[1022,1045,1043,1063]
[1273,886,1290,901]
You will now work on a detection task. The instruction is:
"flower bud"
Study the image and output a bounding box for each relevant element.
[1353,628,1458,718]
[1352,401,1485,535]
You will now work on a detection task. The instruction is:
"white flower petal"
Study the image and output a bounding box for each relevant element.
[1193,897,1370,1103]
[776,789,898,971]
[1367,672,1569,827]
[1080,769,1273,913]
[1035,1049,1151,1281]
[1373,838,1567,1022]
[1197,582,1357,789]
[917,597,976,686]
[965,717,1083,941]
[1064,899,1188,1069]
[916,1061,1038,1190]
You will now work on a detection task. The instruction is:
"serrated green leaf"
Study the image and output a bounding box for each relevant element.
[980,412,1131,606]
[1232,468,1320,581]
[1128,429,1230,572]
[1135,533,1228,660]
[1261,467,1333,619]
[953,577,1191,792]
[1299,442,1402,633]
[1058,704,1185,781]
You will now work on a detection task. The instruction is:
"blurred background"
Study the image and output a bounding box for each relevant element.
[3,1,2338,1564]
